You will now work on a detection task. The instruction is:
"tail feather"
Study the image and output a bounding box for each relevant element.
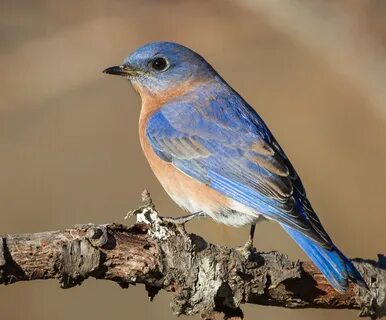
[281,224,367,292]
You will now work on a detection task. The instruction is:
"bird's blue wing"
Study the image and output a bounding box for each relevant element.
[147,96,332,248]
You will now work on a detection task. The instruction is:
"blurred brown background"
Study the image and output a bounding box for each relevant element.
[0,0,385,319]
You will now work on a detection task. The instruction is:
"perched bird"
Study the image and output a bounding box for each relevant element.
[104,41,366,292]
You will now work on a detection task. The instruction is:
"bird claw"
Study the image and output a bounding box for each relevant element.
[161,212,205,242]
[161,216,191,248]
[236,239,255,259]
[243,239,254,252]
[162,211,205,225]
[162,216,188,235]
[236,223,256,259]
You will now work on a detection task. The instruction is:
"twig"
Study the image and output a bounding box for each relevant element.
[0,193,384,319]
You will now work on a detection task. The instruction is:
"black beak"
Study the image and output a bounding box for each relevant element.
[103,65,137,77]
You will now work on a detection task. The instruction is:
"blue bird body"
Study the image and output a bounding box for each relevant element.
[104,41,367,292]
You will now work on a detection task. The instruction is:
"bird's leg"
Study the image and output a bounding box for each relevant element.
[162,211,206,225]
[244,223,256,250]
[162,211,205,239]
[236,223,256,258]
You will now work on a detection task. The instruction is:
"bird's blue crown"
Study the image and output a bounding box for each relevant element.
[123,41,216,93]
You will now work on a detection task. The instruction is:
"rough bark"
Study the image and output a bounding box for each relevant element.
[0,192,384,319]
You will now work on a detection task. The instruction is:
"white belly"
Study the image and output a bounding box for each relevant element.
[169,190,263,227]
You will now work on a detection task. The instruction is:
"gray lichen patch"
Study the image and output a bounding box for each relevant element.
[136,208,174,241]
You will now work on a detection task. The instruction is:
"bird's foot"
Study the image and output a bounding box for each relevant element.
[236,238,255,260]
[161,212,205,247]
[243,238,254,252]
[162,211,205,226]
[161,216,191,249]
[162,216,189,236]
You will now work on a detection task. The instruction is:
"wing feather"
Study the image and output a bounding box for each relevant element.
[147,99,333,248]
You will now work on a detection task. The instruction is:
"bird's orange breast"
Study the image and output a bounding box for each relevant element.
[138,97,232,215]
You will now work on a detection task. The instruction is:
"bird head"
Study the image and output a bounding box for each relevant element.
[103,41,216,98]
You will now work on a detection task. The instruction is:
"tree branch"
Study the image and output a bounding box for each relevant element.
[0,191,385,319]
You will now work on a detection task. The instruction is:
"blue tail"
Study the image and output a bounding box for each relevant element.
[281,224,367,292]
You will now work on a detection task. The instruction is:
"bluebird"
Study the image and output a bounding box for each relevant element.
[103,41,367,292]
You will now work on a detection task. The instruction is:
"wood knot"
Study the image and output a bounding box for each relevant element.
[86,226,108,247]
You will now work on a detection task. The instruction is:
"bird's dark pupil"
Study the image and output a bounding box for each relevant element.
[152,58,167,71]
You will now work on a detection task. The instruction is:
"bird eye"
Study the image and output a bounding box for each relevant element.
[151,57,168,71]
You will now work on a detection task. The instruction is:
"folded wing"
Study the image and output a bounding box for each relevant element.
[147,98,333,248]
